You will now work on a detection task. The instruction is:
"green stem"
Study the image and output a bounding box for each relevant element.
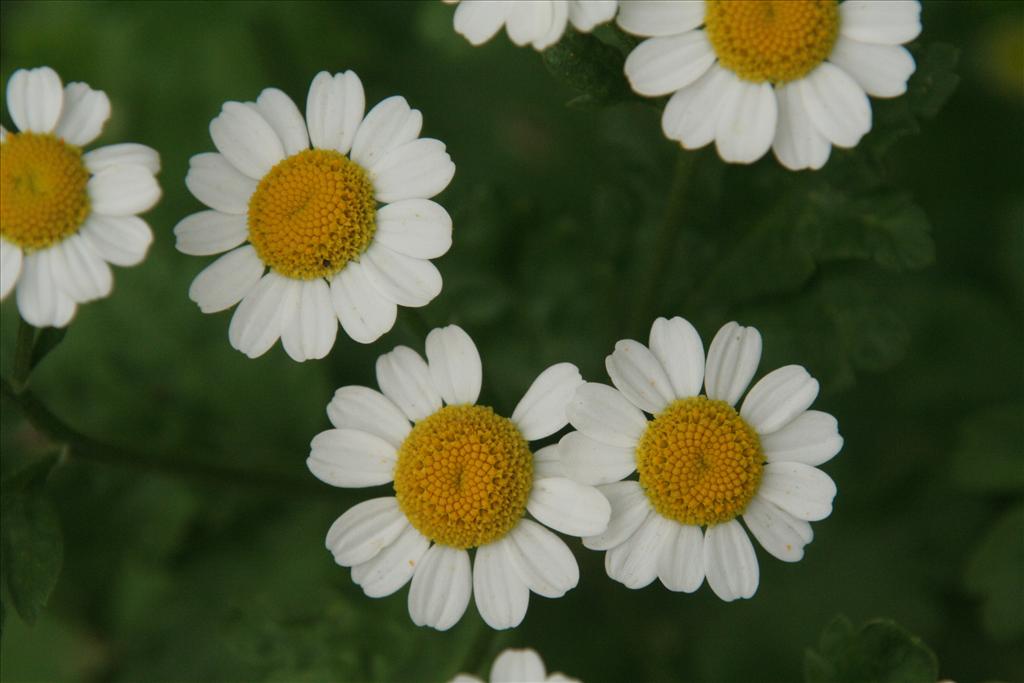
[10,315,37,390]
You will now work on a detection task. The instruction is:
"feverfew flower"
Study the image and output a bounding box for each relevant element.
[619,0,922,169]
[1,66,161,327]
[308,324,610,630]
[176,71,455,361]
[451,0,618,51]
[562,316,842,601]
[452,648,581,683]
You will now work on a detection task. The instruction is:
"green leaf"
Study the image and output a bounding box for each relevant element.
[1,487,63,625]
[804,615,939,683]
[964,504,1024,641]
[950,406,1024,493]
[908,43,961,119]
[542,29,634,106]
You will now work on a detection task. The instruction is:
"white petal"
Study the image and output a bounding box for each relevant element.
[306,70,364,155]
[374,199,452,259]
[583,481,651,551]
[209,101,286,179]
[703,520,758,601]
[740,365,819,435]
[606,339,676,414]
[657,523,705,592]
[798,62,872,148]
[566,382,647,448]
[185,152,258,215]
[426,324,482,405]
[408,545,472,631]
[473,540,530,630]
[532,444,565,480]
[558,431,635,486]
[79,214,153,267]
[361,241,443,308]
[511,363,583,441]
[375,345,443,422]
[327,385,411,449]
[352,524,431,598]
[325,497,407,566]
[188,245,264,313]
[83,143,161,175]
[839,0,921,45]
[743,497,813,563]
[605,513,674,589]
[828,36,916,98]
[0,238,23,300]
[703,321,762,406]
[0,125,7,142]
[649,316,705,399]
[506,519,579,598]
[255,87,310,157]
[88,164,161,216]
[6,66,63,134]
[757,462,837,522]
[452,0,511,46]
[491,648,547,683]
[15,250,76,327]
[450,676,483,683]
[662,64,734,150]
[174,210,248,256]
[330,261,398,343]
[714,78,776,164]
[280,278,338,362]
[771,82,831,171]
[53,82,110,146]
[228,271,299,358]
[49,234,112,303]
[616,1,704,37]
[307,428,397,487]
[370,138,455,203]
[506,1,554,47]
[527,477,611,537]
[623,32,715,97]
[568,0,617,32]
[761,410,843,467]
[351,96,424,170]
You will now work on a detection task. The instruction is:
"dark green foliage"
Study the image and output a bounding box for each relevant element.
[804,616,939,683]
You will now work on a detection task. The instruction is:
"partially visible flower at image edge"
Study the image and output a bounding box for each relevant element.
[561,316,842,601]
[1,66,161,327]
[449,0,618,51]
[307,324,611,630]
[619,0,922,169]
[451,648,581,683]
[176,70,455,361]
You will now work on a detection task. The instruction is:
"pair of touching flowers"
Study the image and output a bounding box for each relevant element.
[308,317,842,629]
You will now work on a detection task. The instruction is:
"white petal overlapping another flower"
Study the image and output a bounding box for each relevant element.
[307,324,611,630]
[451,648,581,683]
[450,0,618,51]
[1,66,161,327]
[561,316,842,601]
[176,70,455,361]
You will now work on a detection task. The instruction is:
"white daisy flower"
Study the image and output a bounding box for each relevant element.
[562,316,842,601]
[175,70,455,361]
[308,324,610,630]
[451,647,581,683]
[1,66,161,327]
[619,0,922,169]
[450,0,619,51]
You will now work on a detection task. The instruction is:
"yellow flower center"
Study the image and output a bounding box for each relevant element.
[636,397,764,527]
[704,0,839,84]
[393,404,534,549]
[0,132,91,251]
[247,148,376,280]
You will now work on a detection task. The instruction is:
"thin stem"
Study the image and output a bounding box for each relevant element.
[10,315,37,390]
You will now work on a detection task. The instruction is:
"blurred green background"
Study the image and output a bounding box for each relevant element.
[1,1,1021,682]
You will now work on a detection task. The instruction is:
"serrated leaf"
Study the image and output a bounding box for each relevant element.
[964,504,1024,641]
[1,489,63,625]
[542,28,634,106]
[805,615,939,683]
[950,406,1024,493]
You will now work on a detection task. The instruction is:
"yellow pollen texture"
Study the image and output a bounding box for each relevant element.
[393,404,534,549]
[704,0,840,84]
[247,148,376,280]
[0,132,91,251]
[636,397,764,527]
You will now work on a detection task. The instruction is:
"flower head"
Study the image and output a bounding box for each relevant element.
[619,0,922,169]
[451,648,581,683]
[451,0,618,51]
[562,316,842,601]
[2,66,161,326]
[308,324,611,630]
[176,70,455,361]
